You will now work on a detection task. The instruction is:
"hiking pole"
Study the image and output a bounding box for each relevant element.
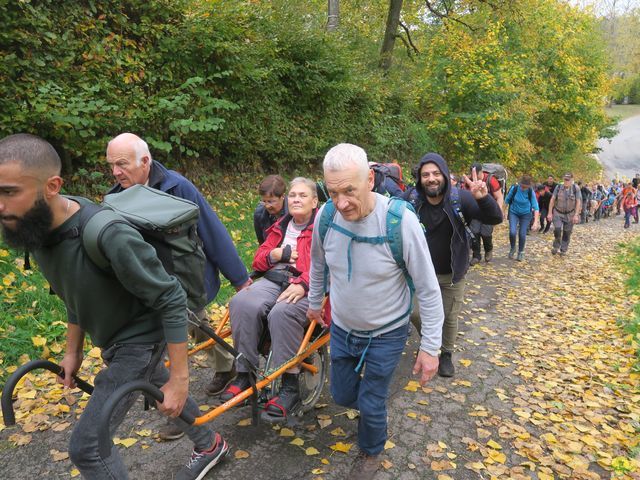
[187,309,261,425]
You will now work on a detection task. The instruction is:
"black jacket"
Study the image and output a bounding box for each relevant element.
[253,201,288,245]
[408,153,503,284]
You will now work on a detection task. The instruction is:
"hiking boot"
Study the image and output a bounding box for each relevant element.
[438,351,455,377]
[261,373,300,424]
[176,432,229,480]
[484,251,493,263]
[559,250,567,256]
[469,256,481,266]
[551,247,558,255]
[516,252,524,262]
[508,248,516,259]
[158,420,185,441]
[205,366,237,397]
[348,451,381,480]
[220,372,251,402]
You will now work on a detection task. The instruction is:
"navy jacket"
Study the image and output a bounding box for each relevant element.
[408,153,503,284]
[108,161,249,303]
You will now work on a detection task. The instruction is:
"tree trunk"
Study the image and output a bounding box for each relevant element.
[327,0,339,31]
[379,0,403,72]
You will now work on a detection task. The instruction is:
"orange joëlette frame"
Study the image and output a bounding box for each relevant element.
[170,305,329,426]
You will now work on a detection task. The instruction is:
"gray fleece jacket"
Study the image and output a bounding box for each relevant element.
[308,193,444,355]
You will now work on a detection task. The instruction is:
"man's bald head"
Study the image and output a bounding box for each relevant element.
[0,134,61,179]
[107,133,152,165]
[106,133,153,188]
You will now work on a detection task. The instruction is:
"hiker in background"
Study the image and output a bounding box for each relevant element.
[254,174,288,245]
[307,144,444,480]
[547,172,582,256]
[466,163,504,265]
[544,175,558,195]
[577,181,592,224]
[536,184,552,233]
[0,133,229,480]
[406,154,502,378]
[105,133,251,440]
[505,175,539,261]
[622,183,638,229]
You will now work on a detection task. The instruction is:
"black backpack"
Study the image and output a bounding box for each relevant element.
[370,163,406,193]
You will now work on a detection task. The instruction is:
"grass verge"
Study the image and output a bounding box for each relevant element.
[619,238,640,370]
[604,104,640,121]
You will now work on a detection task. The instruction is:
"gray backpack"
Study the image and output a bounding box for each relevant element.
[482,163,508,196]
[77,185,207,310]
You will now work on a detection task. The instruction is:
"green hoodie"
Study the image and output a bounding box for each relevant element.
[33,198,188,348]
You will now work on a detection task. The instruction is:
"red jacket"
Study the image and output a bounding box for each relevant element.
[252,210,317,292]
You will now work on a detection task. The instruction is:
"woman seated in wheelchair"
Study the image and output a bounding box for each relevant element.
[221,177,318,423]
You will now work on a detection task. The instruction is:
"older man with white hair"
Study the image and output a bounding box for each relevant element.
[307,143,444,479]
[106,133,251,440]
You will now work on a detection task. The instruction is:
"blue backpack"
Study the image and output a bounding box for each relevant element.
[317,197,415,371]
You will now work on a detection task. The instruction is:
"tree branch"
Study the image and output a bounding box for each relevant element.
[424,0,477,31]
[395,34,415,59]
[399,21,420,54]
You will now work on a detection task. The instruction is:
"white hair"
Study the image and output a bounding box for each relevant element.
[289,177,317,197]
[132,137,152,166]
[323,143,369,179]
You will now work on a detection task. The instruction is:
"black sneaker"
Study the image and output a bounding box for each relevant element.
[220,372,251,402]
[205,365,237,397]
[438,351,455,377]
[176,433,229,480]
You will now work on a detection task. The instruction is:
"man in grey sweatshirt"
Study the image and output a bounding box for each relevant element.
[307,143,444,480]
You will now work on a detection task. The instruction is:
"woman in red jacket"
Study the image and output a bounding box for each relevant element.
[221,177,318,423]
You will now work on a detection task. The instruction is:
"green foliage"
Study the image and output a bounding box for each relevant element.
[0,247,68,382]
[0,0,430,176]
[414,0,612,178]
[619,239,640,369]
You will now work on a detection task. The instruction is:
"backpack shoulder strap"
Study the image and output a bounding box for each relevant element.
[80,205,127,270]
[318,200,337,244]
[386,198,415,292]
[505,184,516,204]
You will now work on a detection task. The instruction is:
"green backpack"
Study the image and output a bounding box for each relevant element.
[76,185,207,310]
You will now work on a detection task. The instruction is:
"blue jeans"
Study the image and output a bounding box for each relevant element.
[508,210,532,253]
[68,343,214,479]
[329,323,409,455]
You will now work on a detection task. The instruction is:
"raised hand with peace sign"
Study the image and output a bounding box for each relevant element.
[462,167,489,200]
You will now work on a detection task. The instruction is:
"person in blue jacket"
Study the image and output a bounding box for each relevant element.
[504,175,540,262]
[106,133,251,440]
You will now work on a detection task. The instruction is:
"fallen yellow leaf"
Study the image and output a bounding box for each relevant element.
[234,450,250,459]
[330,442,353,453]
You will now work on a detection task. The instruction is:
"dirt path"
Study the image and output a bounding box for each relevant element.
[1,215,639,479]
